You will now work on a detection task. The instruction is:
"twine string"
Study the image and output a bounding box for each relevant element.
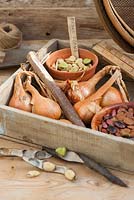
[0,23,22,51]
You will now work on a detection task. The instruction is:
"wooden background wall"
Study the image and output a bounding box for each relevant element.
[0,0,133,40]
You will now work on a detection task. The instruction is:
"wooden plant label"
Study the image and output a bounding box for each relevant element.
[67,17,79,58]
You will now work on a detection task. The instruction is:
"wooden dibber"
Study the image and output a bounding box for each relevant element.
[67,17,79,58]
[27,51,85,127]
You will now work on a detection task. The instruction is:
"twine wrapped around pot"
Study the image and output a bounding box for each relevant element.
[0,23,22,51]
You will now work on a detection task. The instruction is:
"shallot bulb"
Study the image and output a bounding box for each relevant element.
[9,72,32,112]
[25,78,61,119]
[74,69,124,124]
[67,65,119,104]
[101,86,123,107]
[67,80,95,104]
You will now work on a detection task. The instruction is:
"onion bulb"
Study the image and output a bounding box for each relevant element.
[101,86,123,107]
[74,69,122,124]
[25,78,61,119]
[9,72,32,112]
[67,65,119,104]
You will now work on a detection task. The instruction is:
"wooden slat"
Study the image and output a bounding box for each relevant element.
[0,105,134,173]
[0,0,133,8]
[0,7,108,40]
[0,67,17,85]
[0,68,22,105]
[0,0,95,7]
[93,40,134,79]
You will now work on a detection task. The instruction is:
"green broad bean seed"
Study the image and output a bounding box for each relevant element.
[75,58,83,64]
[83,65,89,70]
[67,64,72,71]
[65,55,76,63]
[54,56,92,72]
[83,58,92,65]
[75,58,85,68]
[58,62,68,71]
[69,64,79,72]
[55,147,67,157]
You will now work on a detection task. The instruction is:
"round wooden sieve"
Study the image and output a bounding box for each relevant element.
[94,0,134,53]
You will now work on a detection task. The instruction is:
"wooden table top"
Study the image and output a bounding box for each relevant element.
[0,40,134,200]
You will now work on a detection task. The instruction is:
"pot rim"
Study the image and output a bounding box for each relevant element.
[46,48,98,75]
[91,101,134,130]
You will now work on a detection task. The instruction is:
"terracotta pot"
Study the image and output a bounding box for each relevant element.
[91,102,134,130]
[46,48,98,81]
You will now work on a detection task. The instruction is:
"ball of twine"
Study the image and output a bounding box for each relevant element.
[0,23,22,51]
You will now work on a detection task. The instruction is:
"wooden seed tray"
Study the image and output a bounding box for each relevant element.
[0,39,134,173]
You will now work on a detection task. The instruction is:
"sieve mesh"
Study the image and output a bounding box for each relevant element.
[111,0,134,30]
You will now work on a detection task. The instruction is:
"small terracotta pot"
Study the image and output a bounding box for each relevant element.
[46,48,98,81]
[91,102,134,131]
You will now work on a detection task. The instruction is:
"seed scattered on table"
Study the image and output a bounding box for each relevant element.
[27,170,40,178]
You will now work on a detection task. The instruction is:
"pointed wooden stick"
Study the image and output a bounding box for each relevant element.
[27,51,85,127]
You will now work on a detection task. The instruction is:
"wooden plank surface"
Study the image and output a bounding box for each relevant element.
[0,137,134,200]
[0,7,108,40]
[0,0,95,7]
[0,0,133,40]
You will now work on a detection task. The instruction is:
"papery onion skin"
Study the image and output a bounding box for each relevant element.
[74,69,122,124]
[101,87,123,107]
[67,65,118,104]
[9,92,32,112]
[31,96,62,119]
[74,100,101,124]
[67,81,95,104]
[9,73,32,112]
[26,80,61,120]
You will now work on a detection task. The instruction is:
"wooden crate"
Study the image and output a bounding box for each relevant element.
[0,39,134,173]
